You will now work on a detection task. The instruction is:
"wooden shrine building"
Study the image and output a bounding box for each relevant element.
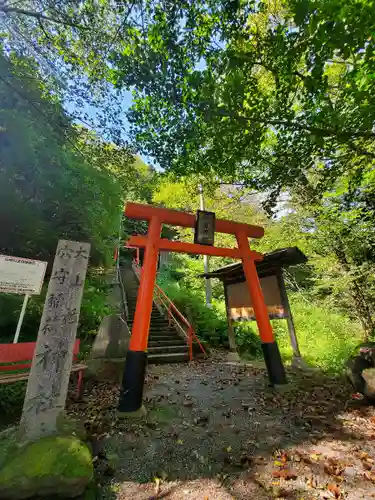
[203,247,307,362]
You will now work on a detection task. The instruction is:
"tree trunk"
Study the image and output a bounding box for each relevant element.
[334,247,375,340]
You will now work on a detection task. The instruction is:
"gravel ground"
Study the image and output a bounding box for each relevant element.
[67,355,375,499]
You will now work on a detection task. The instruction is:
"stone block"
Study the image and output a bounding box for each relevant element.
[0,433,93,499]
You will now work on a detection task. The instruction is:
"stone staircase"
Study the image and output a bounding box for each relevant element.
[121,266,189,364]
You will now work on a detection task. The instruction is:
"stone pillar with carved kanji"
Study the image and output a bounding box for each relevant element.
[20,240,90,441]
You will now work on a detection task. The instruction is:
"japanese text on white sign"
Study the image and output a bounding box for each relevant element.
[0,255,47,295]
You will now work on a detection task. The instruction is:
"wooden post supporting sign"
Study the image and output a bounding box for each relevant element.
[223,285,237,353]
[20,240,90,440]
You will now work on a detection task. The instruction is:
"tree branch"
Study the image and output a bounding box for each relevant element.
[3,6,88,29]
[205,105,375,140]
[38,18,53,42]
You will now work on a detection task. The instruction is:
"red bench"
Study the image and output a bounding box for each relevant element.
[0,339,86,400]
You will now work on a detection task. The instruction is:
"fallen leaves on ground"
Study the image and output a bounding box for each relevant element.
[273,450,288,467]
[239,454,253,467]
[306,476,319,489]
[272,469,298,480]
[327,483,342,499]
[271,450,297,481]
[64,361,375,500]
[364,471,375,483]
[324,458,346,477]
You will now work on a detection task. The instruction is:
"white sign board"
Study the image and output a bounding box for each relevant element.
[0,255,47,295]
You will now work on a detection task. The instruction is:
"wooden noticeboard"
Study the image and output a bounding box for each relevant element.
[227,275,286,321]
[210,247,306,360]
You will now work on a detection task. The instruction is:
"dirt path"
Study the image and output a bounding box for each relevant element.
[67,356,375,499]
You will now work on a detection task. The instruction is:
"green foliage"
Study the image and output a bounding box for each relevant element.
[273,294,362,373]
[0,272,110,344]
[257,190,375,338]
[158,283,228,346]
[13,0,375,199]
[0,382,26,426]
[105,0,375,205]
[79,272,112,342]
[153,175,372,370]
[2,0,137,145]
[121,0,375,339]
[0,293,44,344]
[0,295,30,341]
[158,257,363,371]
[0,55,130,266]
[234,323,263,359]
[157,256,228,346]
[0,53,157,356]
[7,1,375,210]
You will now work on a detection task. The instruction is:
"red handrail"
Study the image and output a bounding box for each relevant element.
[133,264,206,360]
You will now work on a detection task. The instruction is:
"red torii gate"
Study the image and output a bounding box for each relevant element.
[119,202,287,413]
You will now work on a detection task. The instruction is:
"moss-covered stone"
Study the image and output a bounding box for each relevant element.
[0,434,93,499]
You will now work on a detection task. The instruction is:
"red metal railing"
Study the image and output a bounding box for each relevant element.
[132,264,206,361]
